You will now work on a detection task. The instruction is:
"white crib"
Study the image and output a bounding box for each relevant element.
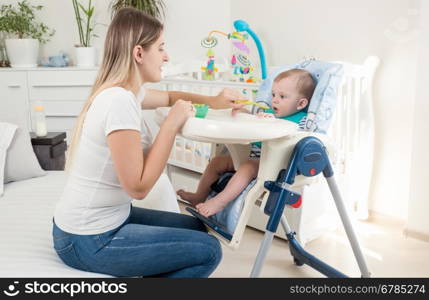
[147,56,380,245]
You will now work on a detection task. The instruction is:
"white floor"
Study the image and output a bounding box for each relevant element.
[179,204,429,278]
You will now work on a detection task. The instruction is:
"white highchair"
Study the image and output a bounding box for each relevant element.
[154,60,371,277]
[155,107,369,278]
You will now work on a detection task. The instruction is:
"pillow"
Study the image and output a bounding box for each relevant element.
[0,122,18,196]
[255,60,344,133]
[3,125,46,184]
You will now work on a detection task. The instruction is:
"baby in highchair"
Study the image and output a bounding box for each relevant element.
[177,68,316,217]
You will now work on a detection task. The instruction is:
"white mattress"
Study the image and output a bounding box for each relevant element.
[0,171,110,277]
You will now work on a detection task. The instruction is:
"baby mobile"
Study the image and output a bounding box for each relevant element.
[200,20,267,83]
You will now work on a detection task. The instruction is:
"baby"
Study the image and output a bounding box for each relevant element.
[177,69,316,217]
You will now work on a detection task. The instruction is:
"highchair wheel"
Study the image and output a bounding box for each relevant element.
[293,257,304,266]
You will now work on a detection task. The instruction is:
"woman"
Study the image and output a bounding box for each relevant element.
[53,8,240,277]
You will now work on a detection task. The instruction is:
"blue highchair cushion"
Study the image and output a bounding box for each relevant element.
[255,60,343,133]
[209,173,257,235]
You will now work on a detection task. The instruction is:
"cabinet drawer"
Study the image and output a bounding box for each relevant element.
[29,86,92,101]
[28,70,97,87]
[0,71,31,130]
[45,116,77,144]
[46,116,77,131]
[30,100,85,117]
[28,70,96,101]
[0,71,27,88]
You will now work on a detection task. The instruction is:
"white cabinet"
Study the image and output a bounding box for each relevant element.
[0,71,31,130]
[0,67,97,143]
[27,69,97,144]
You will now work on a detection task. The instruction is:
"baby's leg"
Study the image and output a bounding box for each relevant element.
[196,159,259,217]
[177,155,235,207]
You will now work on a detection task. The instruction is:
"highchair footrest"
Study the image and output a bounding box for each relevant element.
[186,207,233,241]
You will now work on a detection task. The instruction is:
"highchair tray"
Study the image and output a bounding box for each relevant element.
[186,207,233,241]
[154,107,298,144]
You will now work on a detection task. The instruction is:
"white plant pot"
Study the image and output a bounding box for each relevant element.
[5,39,39,68]
[75,47,96,67]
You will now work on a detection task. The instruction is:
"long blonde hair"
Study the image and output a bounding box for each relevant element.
[66,8,163,171]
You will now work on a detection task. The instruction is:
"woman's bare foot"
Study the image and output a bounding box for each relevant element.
[177,189,204,207]
[195,198,227,217]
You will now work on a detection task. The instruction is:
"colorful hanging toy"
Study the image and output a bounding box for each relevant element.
[201,47,218,80]
[201,20,267,83]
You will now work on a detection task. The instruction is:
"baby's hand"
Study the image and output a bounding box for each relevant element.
[231,103,250,117]
[257,112,275,119]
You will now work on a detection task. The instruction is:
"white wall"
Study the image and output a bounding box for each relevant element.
[162,0,231,66]
[231,0,421,220]
[1,0,230,66]
[408,1,429,235]
[1,0,110,64]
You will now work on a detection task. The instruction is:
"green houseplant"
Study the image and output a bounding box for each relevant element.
[0,0,55,67]
[110,0,166,19]
[72,0,98,67]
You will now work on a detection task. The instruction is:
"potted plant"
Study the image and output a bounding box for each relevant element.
[0,32,11,67]
[110,0,166,19]
[72,0,98,67]
[0,0,54,67]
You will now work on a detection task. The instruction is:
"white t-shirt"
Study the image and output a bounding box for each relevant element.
[54,87,150,235]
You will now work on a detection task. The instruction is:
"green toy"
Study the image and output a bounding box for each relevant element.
[194,104,209,118]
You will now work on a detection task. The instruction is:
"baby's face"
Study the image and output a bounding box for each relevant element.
[271,77,302,118]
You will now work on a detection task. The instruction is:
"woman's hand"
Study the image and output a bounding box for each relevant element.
[164,100,194,132]
[210,88,246,109]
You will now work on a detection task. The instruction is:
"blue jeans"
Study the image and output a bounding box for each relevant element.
[52,206,222,277]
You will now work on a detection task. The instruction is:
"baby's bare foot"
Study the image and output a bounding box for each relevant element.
[196,199,226,217]
[177,189,204,207]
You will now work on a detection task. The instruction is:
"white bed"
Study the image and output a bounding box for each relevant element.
[0,171,179,277]
[0,172,105,277]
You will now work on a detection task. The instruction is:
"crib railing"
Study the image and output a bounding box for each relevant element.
[331,57,379,218]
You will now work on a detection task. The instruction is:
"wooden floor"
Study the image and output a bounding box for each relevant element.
[179,203,429,278]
